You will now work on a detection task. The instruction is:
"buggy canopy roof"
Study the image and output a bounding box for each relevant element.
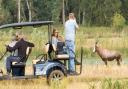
[0,21,53,29]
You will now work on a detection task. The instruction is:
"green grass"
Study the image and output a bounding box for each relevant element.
[0,26,128,60]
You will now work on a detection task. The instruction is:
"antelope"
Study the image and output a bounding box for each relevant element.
[93,42,122,66]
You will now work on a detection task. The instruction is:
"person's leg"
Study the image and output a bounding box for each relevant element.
[6,56,20,74]
[65,40,75,72]
[69,41,75,72]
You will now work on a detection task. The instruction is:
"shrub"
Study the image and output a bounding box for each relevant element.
[112,13,126,30]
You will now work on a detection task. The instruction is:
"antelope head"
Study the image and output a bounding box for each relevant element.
[93,41,98,53]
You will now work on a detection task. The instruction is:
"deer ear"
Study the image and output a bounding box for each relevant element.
[95,40,99,45]
[95,41,98,45]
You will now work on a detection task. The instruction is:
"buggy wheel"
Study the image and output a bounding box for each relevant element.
[47,70,64,85]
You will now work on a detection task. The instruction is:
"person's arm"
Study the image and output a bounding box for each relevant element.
[27,41,35,47]
[74,19,79,29]
[7,42,20,52]
[52,37,57,45]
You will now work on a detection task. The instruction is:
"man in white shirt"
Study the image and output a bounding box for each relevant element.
[65,13,79,74]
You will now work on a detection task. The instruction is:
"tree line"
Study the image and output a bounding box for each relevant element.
[0,0,127,26]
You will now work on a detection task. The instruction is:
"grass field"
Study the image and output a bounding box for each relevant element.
[0,26,128,89]
[1,26,128,58]
[1,65,128,89]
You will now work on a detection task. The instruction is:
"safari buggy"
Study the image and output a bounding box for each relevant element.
[0,21,83,84]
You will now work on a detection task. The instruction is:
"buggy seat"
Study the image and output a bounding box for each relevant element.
[54,42,69,60]
[11,47,32,76]
[32,42,69,65]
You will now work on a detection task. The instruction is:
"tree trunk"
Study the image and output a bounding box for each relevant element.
[62,0,65,25]
[78,9,81,24]
[82,11,85,25]
[26,0,32,22]
[18,0,21,23]
[78,0,81,24]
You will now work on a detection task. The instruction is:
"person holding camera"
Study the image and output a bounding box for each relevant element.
[64,13,79,74]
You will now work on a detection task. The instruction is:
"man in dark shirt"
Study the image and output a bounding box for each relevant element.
[6,32,34,75]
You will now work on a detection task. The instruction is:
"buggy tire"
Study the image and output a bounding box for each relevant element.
[47,69,64,85]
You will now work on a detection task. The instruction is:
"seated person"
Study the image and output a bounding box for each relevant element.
[6,31,34,76]
[51,28,64,51]
[43,28,65,59]
[51,29,68,59]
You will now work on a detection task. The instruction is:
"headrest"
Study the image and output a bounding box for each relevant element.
[26,47,32,55]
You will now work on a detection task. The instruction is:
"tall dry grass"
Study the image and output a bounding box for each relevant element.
[1,65,128,89]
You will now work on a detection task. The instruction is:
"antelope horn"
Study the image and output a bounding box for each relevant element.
[95,40,99,45]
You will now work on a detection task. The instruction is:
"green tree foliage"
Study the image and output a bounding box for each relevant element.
[80,0,121,26]
[0,0,127,26]
[120,0,128,24]
[1,0,17,23]
[112,13,126,30]
[32,0,61,23]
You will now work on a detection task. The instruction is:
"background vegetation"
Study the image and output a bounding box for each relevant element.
[0,26,128,60]
[0,0,128,26]
[0,0,128,89]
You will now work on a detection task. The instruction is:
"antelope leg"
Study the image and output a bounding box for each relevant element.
[117,59,120,66]
[103,60,107,66]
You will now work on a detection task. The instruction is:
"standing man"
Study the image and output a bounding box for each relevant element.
[65,13,79,74]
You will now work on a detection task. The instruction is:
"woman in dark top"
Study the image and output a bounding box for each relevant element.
[6,32,34,75]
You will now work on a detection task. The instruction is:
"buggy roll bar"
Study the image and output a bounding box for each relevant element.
[0,21,54,43]
[0,21,54,29]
